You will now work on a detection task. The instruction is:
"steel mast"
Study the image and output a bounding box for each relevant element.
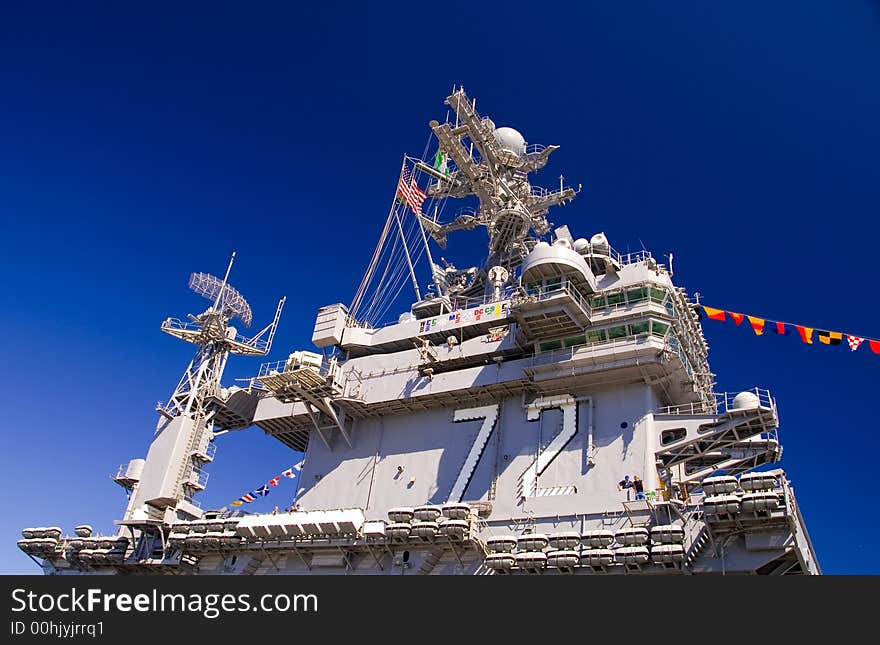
[118,253,285,525]
[419,86,580,298]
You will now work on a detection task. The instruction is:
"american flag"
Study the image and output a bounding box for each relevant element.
[396,167,427,215]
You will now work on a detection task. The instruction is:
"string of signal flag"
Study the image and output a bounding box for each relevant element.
[700,306,879,354]
[227,460,304,507]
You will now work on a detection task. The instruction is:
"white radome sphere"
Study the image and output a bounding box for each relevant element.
[494,127,526,155]
[731,391,760,410]
[573,238,589,252]
[553,238,572,249]
[535,241,550,248]
[590,232,609,253]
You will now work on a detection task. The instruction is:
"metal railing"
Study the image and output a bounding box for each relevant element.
[527,331,660,369]
[195,442,217,460]
[655,387,774,416]
[516,279,593,318]
[449,291,515,312]
[714,388,774,414]
[258,358,336,380]
[524,143,548,157]
[161,318,270,353]
[353,244,661,332]
[181,497,202,510]
[184,467,209,489]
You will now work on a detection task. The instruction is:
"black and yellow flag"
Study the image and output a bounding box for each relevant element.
[817,330,843,346]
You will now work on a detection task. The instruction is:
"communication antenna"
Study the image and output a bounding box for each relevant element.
[122,252,285,518]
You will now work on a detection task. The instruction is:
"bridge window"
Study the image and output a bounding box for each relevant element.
[650,287,667,304]
[651,321,669,337]
[626,288,648,304]
[564,334,586,348]
[629,321,650,335]
[587,329,607,343]
[608,325,627,340]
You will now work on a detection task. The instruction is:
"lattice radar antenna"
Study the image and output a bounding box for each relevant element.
[159,251,287,408]
[189,271,253,328]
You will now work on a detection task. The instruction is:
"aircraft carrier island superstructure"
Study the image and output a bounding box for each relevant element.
[19,89,820,575]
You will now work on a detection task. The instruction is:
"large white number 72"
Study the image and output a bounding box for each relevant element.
[518,395,578,499]
[447,405,499,503]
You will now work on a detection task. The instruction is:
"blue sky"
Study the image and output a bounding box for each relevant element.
[1,2,878,574]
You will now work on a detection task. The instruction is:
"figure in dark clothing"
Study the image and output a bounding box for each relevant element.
[632,475,645,500]
[618,475,633,499]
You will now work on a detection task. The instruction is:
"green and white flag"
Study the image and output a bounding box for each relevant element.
[433,150,449,176]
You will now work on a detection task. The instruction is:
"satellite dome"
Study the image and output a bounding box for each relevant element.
[535,241,550,248]
[494,127,526,155]
[731,391,761,410]
[573,238,589,252]
[590,232,610,254]
[553,237,572,249]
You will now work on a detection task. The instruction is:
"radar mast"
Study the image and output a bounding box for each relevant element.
[118,253,285,524]
[421,87,579,298]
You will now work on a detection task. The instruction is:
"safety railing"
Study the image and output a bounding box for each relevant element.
[161,318,270,353]
[715,388,774,414]
[515,279,594,318]
[527,331,660,370]
[258,358,336,380]
[655,388,774,416]
[195,441,217,460]
[184,466,209,489]
[524,143,548,156]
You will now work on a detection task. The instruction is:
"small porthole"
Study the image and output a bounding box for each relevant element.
[620,422,628,429]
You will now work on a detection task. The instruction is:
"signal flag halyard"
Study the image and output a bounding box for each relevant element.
[701,305,877,355]
[227,462,306,508]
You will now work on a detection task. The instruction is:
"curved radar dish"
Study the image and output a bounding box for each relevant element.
[188,272,253,327]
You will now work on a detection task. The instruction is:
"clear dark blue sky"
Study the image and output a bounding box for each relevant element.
[1,2,878,574]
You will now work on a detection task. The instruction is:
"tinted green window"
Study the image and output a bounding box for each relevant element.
[539,339,562,352]
[564,335,585,348]
[629,321,650,335]
[587,329,607,343]
[607,292,624,306]
[626,288,648,304]
[650,287,666,303]
[607,325,627,339]
[591,296,606,309]
[651,321,669,336]
[545,277,562,292]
